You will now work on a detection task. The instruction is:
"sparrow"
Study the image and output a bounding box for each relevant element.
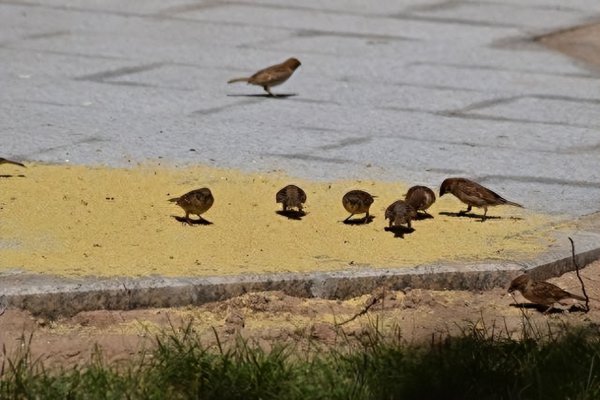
[0,157,25,167]
[169,188,214,225]
[385,200,417,228]
[276,184,306,212]
[405,185,435,215]
[227,57,301,96]
[342,190,375,223]
[508,274,586,308]
[439,177,522,220]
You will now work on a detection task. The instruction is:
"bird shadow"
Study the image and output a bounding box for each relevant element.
[276,210,306,220]
[509,303,586,314]
[342,215,375,225]
[384,225,415,238]
[0,174,26,178]
[439,211,504,221]
[172,215,213,225]
[415,212,434,221]
[227,93,298,99]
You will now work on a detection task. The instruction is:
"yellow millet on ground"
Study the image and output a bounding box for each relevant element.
[0,163,558,278]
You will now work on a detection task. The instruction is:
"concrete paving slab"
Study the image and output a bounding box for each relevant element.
[1,0,600,314]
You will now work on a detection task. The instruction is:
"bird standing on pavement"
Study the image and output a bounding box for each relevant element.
[508,274,586,309]
[169,188,214,225]
[276,184,306,212]
[405,185,435,216]
[227,57,301,96]
[0,157,25,168]
[439,177,522,221]
[342,190,375,223]
[385,200,417,229]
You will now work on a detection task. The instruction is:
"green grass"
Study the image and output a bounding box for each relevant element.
[1,321,600,400]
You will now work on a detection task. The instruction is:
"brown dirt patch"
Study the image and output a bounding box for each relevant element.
[1,260,599,369]
[539,22,600,70]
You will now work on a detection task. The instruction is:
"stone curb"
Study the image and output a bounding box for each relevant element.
[1,230,598,318]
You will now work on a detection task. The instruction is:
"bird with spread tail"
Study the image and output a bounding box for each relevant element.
[385,200,417,229]
[508,274,586,309]
[342,190,375,223]
[405,185,435,216]
[169,188,214,225]
[276,184,306,212]
[439,177,522,220]
[0,158,25,168]
[227,57,301,96]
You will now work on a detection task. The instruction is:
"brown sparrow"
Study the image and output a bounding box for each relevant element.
[342,190,375,223]
[276,184,306,212]
[227,57,301,96]
[439,177,522,220]
[385,200,417,228]
[508,274,585,308]
[405,185,435,215]
[169,188,214,225]
[0,157,25,167]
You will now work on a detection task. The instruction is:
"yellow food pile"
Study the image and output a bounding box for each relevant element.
[0,164,555,277]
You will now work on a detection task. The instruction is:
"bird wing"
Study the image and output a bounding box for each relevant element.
[249,65,290,86]
[532,281,585,303]
[454,179,507,206]
[406,188,427,209]
[385,200,401,219]
[297,187,307,203]
[275,187,287,203]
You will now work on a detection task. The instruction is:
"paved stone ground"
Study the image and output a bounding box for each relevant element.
[2,0,600,217]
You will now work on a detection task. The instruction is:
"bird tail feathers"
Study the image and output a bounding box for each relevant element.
[503,200,523,208]
[568,292,587,302]
[227,77,250,84]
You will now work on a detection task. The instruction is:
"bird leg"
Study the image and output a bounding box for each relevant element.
[364,212,370,224]
[344,214,354,223]
[480,206,488,222]
[185,212,193,226]
[263,86,275,97]
[458,205,472,215]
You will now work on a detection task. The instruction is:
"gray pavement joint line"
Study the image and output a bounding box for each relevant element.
[17,137,108,159]
[406,61,599,79]
[444,96,521,115]
[392,81,488,94]
[261,152,354,165]
[294,29,418,42]
[190,99,263,116]
[380,106,600,131]
[376,131,600,157]
[74,62,166,83]
[157,0,227,16]
[461,0,586,14]
[402,0,463,14]
[441,112,599,130]
[0,30,71,47]
[0,44,132,61]
[15,99,93,109]
[390,12,523,29]
[529,94,600,105]
[318,137,372,151]
[475,175,600,190]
